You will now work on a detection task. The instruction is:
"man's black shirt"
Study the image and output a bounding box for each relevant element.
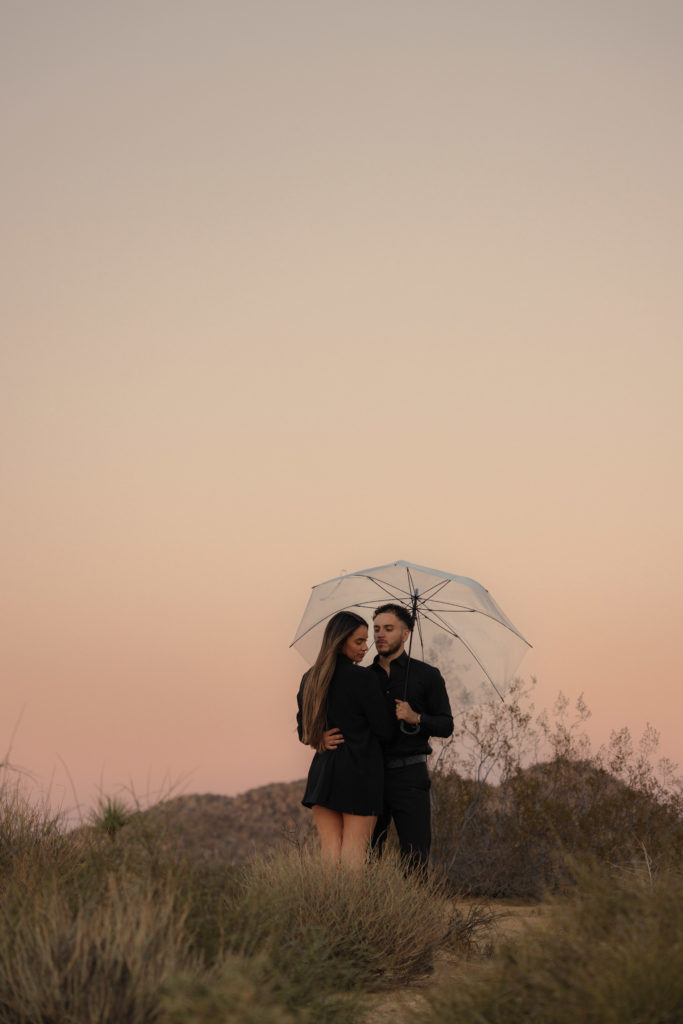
[368,650,454,758]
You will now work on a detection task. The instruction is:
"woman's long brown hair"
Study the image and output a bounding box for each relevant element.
[300,611,368,753]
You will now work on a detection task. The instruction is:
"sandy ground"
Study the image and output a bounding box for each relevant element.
[363,898,551,1022]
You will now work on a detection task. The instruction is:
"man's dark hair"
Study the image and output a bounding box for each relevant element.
[373,603,413,630]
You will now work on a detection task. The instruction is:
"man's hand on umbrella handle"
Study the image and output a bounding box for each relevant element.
[322,728,344,751]
[395,700,420,726]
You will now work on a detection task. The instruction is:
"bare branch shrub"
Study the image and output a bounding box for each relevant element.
[431,681,682,897]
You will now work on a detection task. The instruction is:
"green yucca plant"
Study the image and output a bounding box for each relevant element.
[91,795,132,838]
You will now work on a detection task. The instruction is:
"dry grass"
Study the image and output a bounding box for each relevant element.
[0,785,492,1023]
[225,848,455,987]
[417,860,683,1024]
[3,709,680,1024]
[0,878,189,1024]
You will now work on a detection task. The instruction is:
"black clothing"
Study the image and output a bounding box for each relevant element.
[368,651,453,757]
[297,655,394,816]
[369,651,453,865]
[374,760,432,867]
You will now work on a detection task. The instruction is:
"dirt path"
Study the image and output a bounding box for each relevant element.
[362,899,552,1023]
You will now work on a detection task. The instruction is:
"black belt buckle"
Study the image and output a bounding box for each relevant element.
[386,754,427,769]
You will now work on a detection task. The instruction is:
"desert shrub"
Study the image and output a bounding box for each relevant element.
[223,848,457,1000]
[169,848,492,1017]
[161,849,493,1022]
[433,759,683,898]
[431,684,683,897]
[0,870,191,1024]
[159,954,353,1024]
[419,861,683,1023]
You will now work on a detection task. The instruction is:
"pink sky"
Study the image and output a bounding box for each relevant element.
[3,2,682,818]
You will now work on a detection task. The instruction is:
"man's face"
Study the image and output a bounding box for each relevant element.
[373,612,410,659]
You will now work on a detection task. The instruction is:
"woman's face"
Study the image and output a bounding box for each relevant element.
[341,625,369,663]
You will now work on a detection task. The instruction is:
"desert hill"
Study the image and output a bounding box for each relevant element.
[138,779,313,863]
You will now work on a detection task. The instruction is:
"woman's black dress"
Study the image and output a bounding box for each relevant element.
[297,654,394,816]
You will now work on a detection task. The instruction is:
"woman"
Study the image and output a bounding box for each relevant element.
[297,611,394,868]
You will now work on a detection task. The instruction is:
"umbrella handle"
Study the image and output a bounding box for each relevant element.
[399,720,420,735]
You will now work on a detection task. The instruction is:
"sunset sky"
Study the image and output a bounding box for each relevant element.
[3,2,682,818]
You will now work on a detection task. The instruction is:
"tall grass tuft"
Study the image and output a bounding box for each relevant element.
[222,848,455,998]
[0,784,68,889]
[420,860,683,1024]
[0,877,190,1024]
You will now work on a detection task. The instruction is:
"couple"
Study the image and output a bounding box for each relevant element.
[296,604,453,869]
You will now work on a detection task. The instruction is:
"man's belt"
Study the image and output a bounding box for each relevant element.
[385,754,427,769]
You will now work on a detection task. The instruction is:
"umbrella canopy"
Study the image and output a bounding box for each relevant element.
[291,560,531,709]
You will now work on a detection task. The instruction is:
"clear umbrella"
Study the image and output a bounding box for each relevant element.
[291,560,531,711]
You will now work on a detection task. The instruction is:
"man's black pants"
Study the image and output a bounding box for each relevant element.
[371,760,431,869]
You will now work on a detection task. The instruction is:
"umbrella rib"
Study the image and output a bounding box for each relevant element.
[399,574,529,646]
[292,586,529,647]
[420,603,531,645]
[358,571,452,612]
[306,575,509,622]
[357,577,407,603]
[416,607,506,702]
[350,572,477,622]
[405,580,523,626]
[413,579,451,601]
[292,581,431,644]
[355,574,414,601]
[290,601,391,645]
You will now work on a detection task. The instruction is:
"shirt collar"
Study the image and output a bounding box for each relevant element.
[370,650,409,671]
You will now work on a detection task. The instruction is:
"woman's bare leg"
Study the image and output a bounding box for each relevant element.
[340,814,377,870]
[312,805,343,863]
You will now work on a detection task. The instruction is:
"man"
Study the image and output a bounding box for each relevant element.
[325,603,453,868]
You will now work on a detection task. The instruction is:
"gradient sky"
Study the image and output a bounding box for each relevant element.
[3,2,682,817]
